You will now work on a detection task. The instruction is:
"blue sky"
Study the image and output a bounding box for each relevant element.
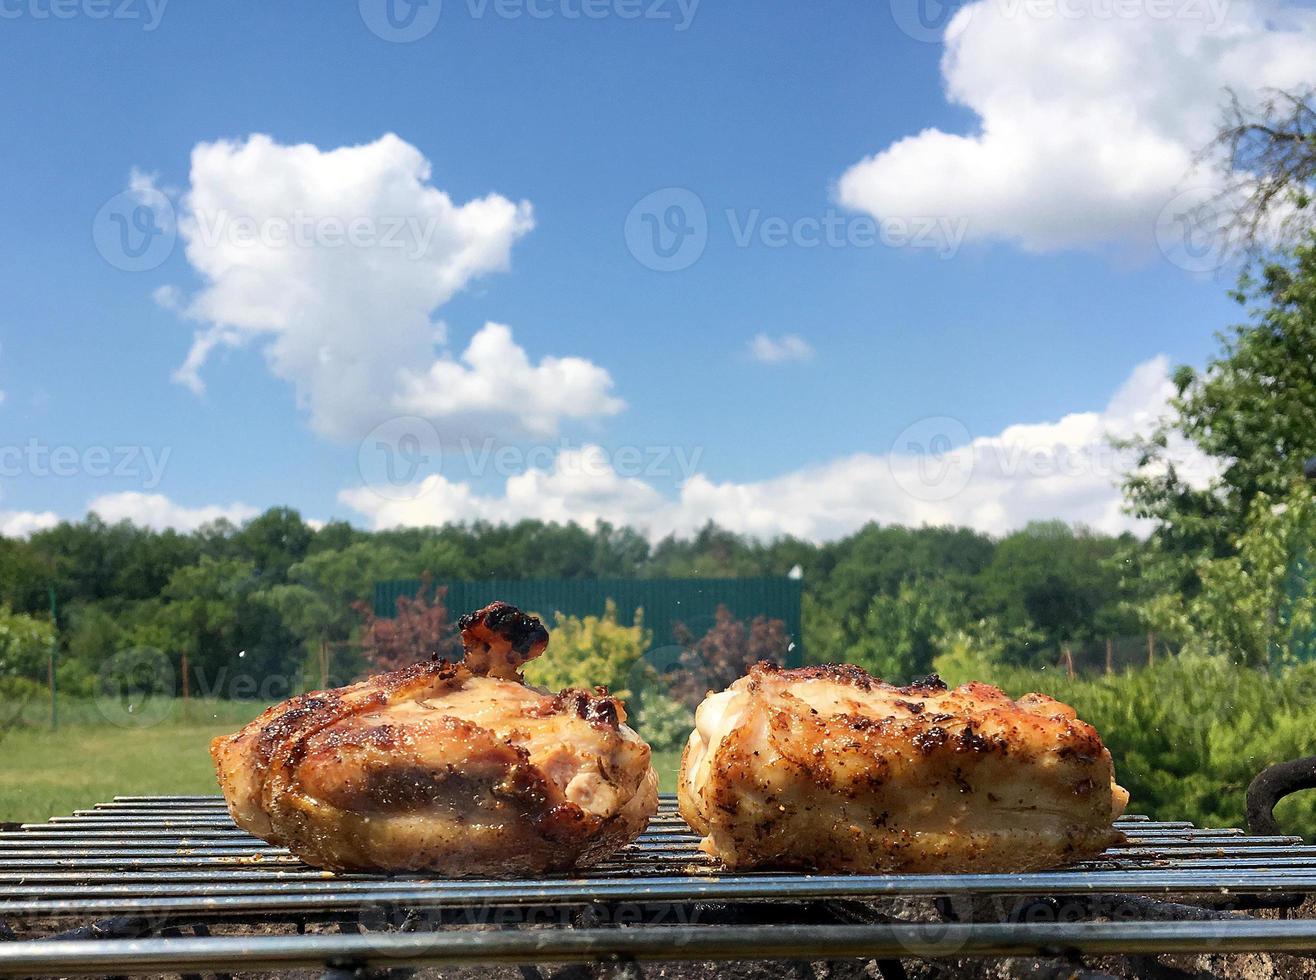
[1,0,1311,540]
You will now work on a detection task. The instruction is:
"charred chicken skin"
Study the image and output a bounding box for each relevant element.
[679,662,1127,873]
[211,602,658,874]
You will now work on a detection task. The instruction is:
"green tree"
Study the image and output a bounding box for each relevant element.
[1122,237,1316,636]
[232,507,313,584]
[0,537,53,614]
[30,516,201,609]
[307,520,365,555]
[1124,241,1316,546]
[811,523,994,628]
[0,605,56,682]
[977,522,1136,662]
[62,602,124,680]
[257,541,408,686]
[117,600,187,659]
[161,556,259,693]
[1142,478,1316,667]
[1208,87,1315,257]
[647,522,813,580]
[932,616,1046,686]
[801,591,847,665]
[847,578,961,682]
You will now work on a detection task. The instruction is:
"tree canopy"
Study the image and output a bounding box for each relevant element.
[0,509,1145,700]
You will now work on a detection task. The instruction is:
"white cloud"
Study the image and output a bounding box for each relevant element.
[0,481,57,538]
[341,445,667,531]
[836,0,1316,253]
[148,133,620,441]
[342,356,1211,540]
[0,510,58,538]
[395,323,624,436]
[87,492,259,533]
[152,284,183,313]
[129,166,168,201]
[748,333,814,364]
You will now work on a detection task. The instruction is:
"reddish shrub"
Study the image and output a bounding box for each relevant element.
[669,604,790,709]
[354,575,460,672]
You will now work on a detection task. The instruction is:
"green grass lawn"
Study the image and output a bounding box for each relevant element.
[0,699,684,823]
[649,747,681,796]
[0,699,265,822]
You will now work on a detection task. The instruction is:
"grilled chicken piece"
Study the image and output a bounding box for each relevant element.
[679,662,1127,873]
[211,602,658,874]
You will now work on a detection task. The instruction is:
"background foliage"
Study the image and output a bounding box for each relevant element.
[0,512,1148,702]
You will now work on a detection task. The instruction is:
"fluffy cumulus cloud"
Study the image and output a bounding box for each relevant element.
[748,333,814,364]
[152,133,620,440]
[340,445,669,531]
[0,492,269,538]
[0,480,57,538]
[0,509,58,537]
[341,356,1212,540]
[86,492,259,533]
[396,323,624,436]
[836,0,1316,253]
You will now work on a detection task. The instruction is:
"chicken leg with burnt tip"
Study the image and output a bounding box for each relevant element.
[211,601,658,875]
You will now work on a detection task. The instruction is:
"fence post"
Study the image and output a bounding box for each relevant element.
[1106,637,1113,676]
[1147,631,1156,668]
[181,651,190,721]
[47,586,57,731]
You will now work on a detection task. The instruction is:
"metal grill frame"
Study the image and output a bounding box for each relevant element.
[4,794,1316,976]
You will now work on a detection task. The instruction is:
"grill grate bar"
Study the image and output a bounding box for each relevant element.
[0,833,1274,853]
[12,870,1316,917]
[5,798,1316,924]
[1,840,1303,859]
[11,865,1316,901]
[7,862,1311,887]
[8,920,1316,976]
[1,852,1311,882]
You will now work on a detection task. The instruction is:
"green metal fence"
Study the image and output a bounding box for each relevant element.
[373,577,805,667]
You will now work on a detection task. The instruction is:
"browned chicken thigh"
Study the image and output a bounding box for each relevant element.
[211,602,657,874]
[679,662,1127,873]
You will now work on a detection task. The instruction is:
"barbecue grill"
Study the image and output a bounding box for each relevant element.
[3,784,1316,978]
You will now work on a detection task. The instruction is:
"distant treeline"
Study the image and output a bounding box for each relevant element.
[0,512,1146,700]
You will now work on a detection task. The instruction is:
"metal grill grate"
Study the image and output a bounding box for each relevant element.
[4,795,1316,975]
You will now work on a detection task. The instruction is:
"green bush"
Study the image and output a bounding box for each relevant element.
[0,676,46,723]
[523,601,649,701]
[634,692,694,752]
